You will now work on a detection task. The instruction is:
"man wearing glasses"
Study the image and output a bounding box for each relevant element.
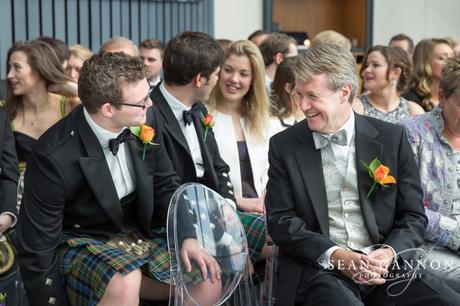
[16,52,222,306]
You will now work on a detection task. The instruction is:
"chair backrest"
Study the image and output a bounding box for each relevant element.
[167,183,248,306]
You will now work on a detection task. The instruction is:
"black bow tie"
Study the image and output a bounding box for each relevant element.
[108,129,132,156]
[183,109,194,126]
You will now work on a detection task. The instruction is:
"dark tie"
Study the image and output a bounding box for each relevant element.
[183,109,193,126]
[313,129,348,149]
[108,129,132,156]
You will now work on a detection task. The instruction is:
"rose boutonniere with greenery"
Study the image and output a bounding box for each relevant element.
[201,113,215,142]
[130,124,159,160]
[361,158,396,198]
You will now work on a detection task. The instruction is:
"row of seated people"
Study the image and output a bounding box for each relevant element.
[0,31,458,305]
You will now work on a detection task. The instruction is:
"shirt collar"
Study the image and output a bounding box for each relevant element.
[312,111,355,147]
[83,108,124,149]
[159,82,191,123]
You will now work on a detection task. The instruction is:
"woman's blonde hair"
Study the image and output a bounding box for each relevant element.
[69,44,93,61]
[411,38,452,111]
[207,40,269,142]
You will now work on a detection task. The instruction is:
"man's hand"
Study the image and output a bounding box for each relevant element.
[180,238,222,283]
[367,247,395,270]
[236,197,264,214]
[330,248,388,285]
[0,214,13,234]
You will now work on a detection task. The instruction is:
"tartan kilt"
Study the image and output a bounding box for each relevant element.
[58,232,173,306]
[238,211,266,263]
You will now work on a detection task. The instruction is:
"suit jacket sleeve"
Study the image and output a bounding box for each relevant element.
[0,109,19,215]
[381,128,427,258]
[265,136,336,264]
[17,151,68,306]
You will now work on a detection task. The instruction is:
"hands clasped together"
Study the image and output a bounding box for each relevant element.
[331,247,395,285]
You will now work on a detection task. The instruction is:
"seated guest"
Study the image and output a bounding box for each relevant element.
[147,33,267,264]
[0,108,19,235]
[389,33,415,55]
[310,30,351,50]
[207,40,272,215]
[99,36,138,57]
[265,43,459,305]
[139,39,164,87]
[259,33,298,92]
[16,52,221,306]
[405,38,454,111]
[65,44,93,82]
[2,40,78,173]
[269,56,304,131]
[354,45,424,124]
[248,30,269,47]
[404,54,460,285]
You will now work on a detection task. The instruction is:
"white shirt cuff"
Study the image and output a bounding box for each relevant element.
[1,212,17,228]
[317,246,341,269]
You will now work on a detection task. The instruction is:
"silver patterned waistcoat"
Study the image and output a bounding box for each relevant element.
[321,137,372,251]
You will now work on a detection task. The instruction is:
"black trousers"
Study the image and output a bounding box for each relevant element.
[277,258,460,306]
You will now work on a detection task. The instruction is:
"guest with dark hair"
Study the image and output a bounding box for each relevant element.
[259,33,298,91]
[139,39,164,87]
[2,40,78,173]
[269,56,304,130]
[354,45,424,124]
[248,30,269,47]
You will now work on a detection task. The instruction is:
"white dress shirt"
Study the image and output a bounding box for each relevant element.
[84,108,135,199]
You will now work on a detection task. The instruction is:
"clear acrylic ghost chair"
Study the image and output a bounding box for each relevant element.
[260,183,278,306]
[167,183,252,306]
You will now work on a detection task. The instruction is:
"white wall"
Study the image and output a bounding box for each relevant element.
[213,0,263,40]
[373,0,460,46]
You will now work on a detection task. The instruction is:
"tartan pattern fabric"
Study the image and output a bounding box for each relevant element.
[58,234,171,306]
[238,211,266,263]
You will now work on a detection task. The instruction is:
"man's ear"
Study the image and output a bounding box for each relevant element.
[100,102,115,118]
[274,52,284,65]
[340,84,353,103]
[192,73,205,88]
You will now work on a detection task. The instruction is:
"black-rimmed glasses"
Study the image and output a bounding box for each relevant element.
[112,87,153,110]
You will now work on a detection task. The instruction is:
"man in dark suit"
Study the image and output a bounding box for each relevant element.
[16,52,221,306]
[146,31,266,264]
[265,44,459,305]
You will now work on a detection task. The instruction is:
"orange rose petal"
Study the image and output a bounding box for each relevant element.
[140,125,154,143]
[373,165,387,181]
[380,175,396,185]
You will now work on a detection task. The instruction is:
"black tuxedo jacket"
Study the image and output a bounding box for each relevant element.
[16,106,180,306]
[265,113,427,304]
[0,108,19,216]
[147,85,235,201]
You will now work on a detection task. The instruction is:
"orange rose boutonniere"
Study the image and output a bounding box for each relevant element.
[130,124,158,160]
[201,113,215,142]
[361,158,396,198]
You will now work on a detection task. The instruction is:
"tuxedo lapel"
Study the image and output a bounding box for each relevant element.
[127,139,154,231]
[354,114,383,243]
[75,109,124,228]
[191,109,214,176]
[294,123,330,236]
[153,88,192,156]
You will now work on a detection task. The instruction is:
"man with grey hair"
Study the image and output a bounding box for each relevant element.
[265,44,459,305]
[100,36,139,57]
